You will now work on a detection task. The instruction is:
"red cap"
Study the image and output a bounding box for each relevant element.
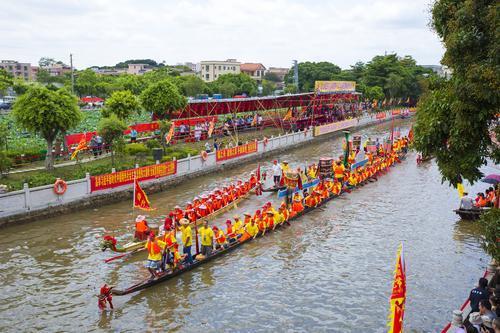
[225,219,232,225]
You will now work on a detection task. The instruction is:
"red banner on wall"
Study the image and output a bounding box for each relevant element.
[90,161,177,192]
[376,112,387,120]
[216,141,258,162]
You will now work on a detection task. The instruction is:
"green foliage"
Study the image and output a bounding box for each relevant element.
[0,68,13,94]
[172,75,208,97]
[212,73,258,96]
[115,74,147,95]
[284,61,341,92]
[479,209,500,263]
[364,86,385,101]
[12,79,30,95]
[75,69,100,97]
[262,80,276,96]
[0,122,8,150]
[284,84,298,94]
[145,139,161,149]
[12,85,82,169]
[102,90,140,120]
[414,0,499,185]
[263,72,281,82]
[140,79,187,119]
[125,143,149,156]
[161,146,198,161]
[115,59,159,68]
[97,114,127,166]
[0,151,12,175]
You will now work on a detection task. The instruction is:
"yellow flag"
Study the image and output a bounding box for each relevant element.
[457,183,464,198]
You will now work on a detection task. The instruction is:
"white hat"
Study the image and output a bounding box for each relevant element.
[450,310,463,327]
[199,204,207,209]
[135,215,146,222]
[481,315,493,328]
[468,312,481,325]
[179,218,190,226]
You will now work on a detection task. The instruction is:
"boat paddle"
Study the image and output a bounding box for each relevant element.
[104,248,142,263]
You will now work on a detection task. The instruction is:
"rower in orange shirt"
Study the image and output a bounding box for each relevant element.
[279,204,289,222]
[134,215,150,241]
[243,212,252,225]
[213,226,227,249]
[173,206,184,223]
[265,211,275,230]
[305,191,318,208]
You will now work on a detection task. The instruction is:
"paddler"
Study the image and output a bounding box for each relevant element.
[199,220,214,257]
[134,215,150,241]
[179,218,194,265]
[233,215,244,237]
[225,219,236,242]
[279,204,289,223]
[245,217,259,239]
[213,226,228,249]
[173,205,184,222]
[305,190,318,208]
[145,232,166,279]
[243,212,253,225]
[249,172,257,187]
[333,161,345,182]
[265,211,275,230]
[281,160,290,173]
[291,194,304,217]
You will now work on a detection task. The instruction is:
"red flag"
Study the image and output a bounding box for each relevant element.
[251,113,258,127]
[207,120,215,138]
[283,108,293,121]
[165,124,175,144]
[71,135,88,160]
[388,243,406,333]
[408,126,414,142]
[133,178,155,211]
[256,164,261,181]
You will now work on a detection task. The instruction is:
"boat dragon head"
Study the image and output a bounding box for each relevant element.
[100,235,118,252]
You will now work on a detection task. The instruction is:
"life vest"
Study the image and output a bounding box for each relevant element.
[163,231,177,247]
[334,164,345,179]
[147,240,161,255]
[477,197,488,207]
[292,201,304,212]
[305,195,316,207]
[257,219,266,231]
[244,216,252,225]
[215,230,226,244]
[136,220,148,232]
[265,216,274,229]
[282,209,289,221]
[174,211,184,221]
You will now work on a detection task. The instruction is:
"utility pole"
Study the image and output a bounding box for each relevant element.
[70,53,75,94]
[293,60,299,91]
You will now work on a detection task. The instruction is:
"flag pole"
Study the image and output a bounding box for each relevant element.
[132,171,136,213]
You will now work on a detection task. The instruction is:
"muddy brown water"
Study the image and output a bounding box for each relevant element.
[0,119,493,332]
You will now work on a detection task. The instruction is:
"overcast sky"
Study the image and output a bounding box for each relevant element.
[0,0,444,70]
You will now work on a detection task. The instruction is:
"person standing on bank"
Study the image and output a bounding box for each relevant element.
[272,160,282,187]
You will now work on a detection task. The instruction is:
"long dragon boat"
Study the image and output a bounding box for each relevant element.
[106,150,408,296]
[454,208,485,221]
[100,184,257,255]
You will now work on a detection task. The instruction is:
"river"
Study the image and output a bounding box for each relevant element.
[0,119,493,332]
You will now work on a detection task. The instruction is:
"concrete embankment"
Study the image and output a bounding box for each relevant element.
[0,112,409,227]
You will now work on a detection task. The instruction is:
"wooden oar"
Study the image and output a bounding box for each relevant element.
[104,249,142,263]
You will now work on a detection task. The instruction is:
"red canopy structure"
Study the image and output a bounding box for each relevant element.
[81,96,104,103]
[171,92,360,119]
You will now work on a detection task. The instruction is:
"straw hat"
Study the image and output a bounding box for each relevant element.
[266,211,274,215]
[135,215,146,222]
[179,218,190,226]
[243,212,252,217]
[233,214,240,219]
[174,205,181,209]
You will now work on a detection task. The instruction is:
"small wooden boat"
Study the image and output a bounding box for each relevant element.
[454,208,484,220]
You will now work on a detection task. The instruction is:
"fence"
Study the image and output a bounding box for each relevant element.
[0,110,401,219]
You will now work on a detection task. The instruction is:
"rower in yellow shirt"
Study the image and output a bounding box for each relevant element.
[233,215,244,237]
[179,218,194,265]
[245,219,259,238]
[199,220,214,257]
[144,232,166,279]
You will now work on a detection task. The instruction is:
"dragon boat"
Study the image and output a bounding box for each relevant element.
[103,150,408,297]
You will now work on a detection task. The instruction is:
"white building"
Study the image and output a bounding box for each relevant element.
[200,59,240,82]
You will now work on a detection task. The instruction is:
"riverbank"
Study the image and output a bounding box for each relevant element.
[0,112,407,227]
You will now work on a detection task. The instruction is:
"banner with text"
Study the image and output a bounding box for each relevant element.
[315,81,356,93]
[216,141,258,162]
[90,161,177,192]
[313,118,358,136]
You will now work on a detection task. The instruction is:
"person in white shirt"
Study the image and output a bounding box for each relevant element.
[271,160,282,187]
[459,192,475,210]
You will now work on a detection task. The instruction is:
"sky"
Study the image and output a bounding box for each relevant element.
[0,0,444,70]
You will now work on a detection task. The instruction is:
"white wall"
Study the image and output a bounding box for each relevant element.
[0,112,396,218]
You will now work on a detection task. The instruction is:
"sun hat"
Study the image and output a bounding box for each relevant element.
[135,215,146,222]
[179,218,190,226]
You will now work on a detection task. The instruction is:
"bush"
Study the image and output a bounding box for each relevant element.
[0,151,12,174]
[125,143,149,156]
[145,139,161,149]
[479,208,500,263]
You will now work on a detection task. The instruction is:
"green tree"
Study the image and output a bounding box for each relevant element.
[140,79,187,119]
[38,57,57,68]
[115,74,146,95]
[414,0,499,185]
[74,69,99,97]
[479,209,500,263]
[97,114,127,166]
[284,61,341,92]
[213,73,258,96]
[364,86,385,102]
[102,90,140,120]
[261,79,276,96]
[12,79,30,95]
[218,82,237,98]
[0,151,11,176]
[263,72,281,82]
[0,69,13,95]
[173,75,208,97]
[12,86,82,170]
[284,84,298,94]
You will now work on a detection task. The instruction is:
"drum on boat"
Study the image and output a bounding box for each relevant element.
[283,171,299,189]
[318,157,333,179]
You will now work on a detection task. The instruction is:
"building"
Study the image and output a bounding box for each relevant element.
[422,65,452,79]
[266,67,289,82]
[127,63,153,75]
[0,60,34,81]
[46,63,71,77]
[240,63,266,84]
[200,59,240,82]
